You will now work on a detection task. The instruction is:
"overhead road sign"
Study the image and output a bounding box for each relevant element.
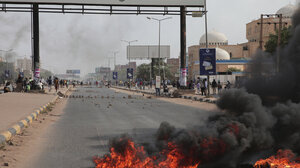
[0,0,204,7]
[66,69,80,74]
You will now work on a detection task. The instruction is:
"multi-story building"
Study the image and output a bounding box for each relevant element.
[166,58,179,76]
[114,62,137,72]
[95,67,111,80]
[16,58,32,72]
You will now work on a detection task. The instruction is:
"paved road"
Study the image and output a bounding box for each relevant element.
[25,87,216,168]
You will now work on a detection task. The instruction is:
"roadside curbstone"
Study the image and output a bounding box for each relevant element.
[0,89,69,145]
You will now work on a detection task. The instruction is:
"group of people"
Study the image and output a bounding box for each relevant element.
[5,75,45,93]
[1,74,84,94]
[195,78,231,95]
[47,77,78,92]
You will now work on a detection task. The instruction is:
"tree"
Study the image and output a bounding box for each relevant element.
[136,60,175,81]
[265,26,292,54]
[40,69,53,79]
[227,67,242,73]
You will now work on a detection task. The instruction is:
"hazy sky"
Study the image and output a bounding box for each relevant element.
[0,0,296,75]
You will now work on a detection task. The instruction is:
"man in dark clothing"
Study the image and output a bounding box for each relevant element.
[212,79,217,94]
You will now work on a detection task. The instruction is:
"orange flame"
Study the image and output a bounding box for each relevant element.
[254,149,300,168]
[93,139,199,168]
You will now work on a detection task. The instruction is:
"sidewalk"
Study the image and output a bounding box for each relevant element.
[0,87,68,133]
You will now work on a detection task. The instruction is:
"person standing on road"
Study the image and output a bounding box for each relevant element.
[217,81,222,94]
[54,77,59,92]
[200,79,205,96]
[47,76,52,92]
[212,79,217,95]
[225,81,231,89]
[204,79,208,96]
[196,81,200,95]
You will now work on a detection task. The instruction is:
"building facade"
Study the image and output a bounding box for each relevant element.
[166,58,179,76]
[16,58,32,72]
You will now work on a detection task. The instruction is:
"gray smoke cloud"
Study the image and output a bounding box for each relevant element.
[39,14,135,75]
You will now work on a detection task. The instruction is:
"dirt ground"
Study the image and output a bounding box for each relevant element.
[0,91,71,168]
[111,88,218,112]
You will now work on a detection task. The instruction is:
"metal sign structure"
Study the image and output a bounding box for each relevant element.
[113,72,118,80]
[127,68,133,79]
[199,48,216,75]
[0,0,204,6]
[0,0,205,82]
[0,1,204,15]
[4,70,10,78]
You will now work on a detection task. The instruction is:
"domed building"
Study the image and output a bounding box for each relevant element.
[188,31,249,80]
[276,4,297,18]
[215,48,230,60]
[199,31,228,46]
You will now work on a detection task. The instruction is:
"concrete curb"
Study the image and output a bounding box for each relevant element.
[0,89,68,145]
[112,86,217,105]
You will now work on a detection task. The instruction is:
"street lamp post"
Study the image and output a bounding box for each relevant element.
[121,40,138,88]
[147,16,172,80]
[112,51,119,70]
[121,40,138,69]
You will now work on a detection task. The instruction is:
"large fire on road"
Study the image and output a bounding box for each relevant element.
[254,150,300,168]
[93,136,229,168]
[93,139,200,168]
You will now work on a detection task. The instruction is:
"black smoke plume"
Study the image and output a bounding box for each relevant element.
[99,8,300,168]
[244,8,300,104]
[153,8,300,167]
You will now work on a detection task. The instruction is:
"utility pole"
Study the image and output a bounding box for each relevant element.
[204,0,210,97]
[147,16,172,79]
[277,14,283,73]
[121,40,138,69]
[112,51,118,70]
[180,7,186,87]
[33,3,40,80]
[121,40,138,88]
[258,14,287,72]
[259,14,264,50]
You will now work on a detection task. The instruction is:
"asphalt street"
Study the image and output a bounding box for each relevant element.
[25,87,216,168]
